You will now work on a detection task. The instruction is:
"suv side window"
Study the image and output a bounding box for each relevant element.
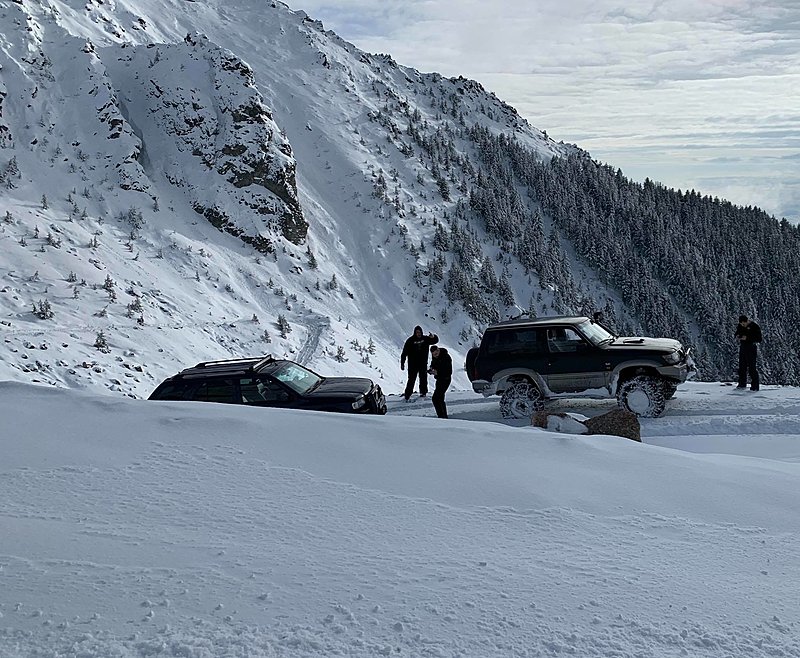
[239,377,262,404]
[485,328,547,354]
[239,377,290,404]
[547,327,588,353]
[189,378,236,403]
[150,381,192,400]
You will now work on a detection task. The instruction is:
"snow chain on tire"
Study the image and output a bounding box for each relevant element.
[499,381,543,419]
[617,375,667,418]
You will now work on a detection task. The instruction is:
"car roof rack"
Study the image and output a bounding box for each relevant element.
[178,354,276,378]
[489,315,588,328]
[248,355,276,371]
[193,356,263,369]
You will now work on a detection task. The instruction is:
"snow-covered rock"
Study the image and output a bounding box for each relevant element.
[532,410,590,435]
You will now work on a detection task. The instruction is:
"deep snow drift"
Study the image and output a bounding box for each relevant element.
[1,381,799,656]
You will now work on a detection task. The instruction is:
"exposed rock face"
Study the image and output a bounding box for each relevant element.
[104,33,307,246]
[584,409,641,442]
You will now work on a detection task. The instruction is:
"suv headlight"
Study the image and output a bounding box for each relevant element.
[352,395,367,410]
[663,351,681,365]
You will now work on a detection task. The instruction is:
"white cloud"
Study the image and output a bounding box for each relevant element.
[294,1,800,220]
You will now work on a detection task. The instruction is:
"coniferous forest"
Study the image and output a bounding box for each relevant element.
[362,86,800,385]
[459,128,800,384]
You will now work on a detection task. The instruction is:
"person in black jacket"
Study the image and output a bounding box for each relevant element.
[428,345,453,418]
[400,325,439,401]
[735,315,762,391]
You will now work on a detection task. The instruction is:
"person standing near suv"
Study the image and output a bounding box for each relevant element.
[400,325,439,401]
[428,345,453,418]
[735,314,762,391]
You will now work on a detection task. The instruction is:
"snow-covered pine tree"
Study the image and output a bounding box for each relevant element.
[94,330,110,353]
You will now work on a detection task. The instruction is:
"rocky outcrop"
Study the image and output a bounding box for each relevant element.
[192,202,274,254]
[104,34,306,246]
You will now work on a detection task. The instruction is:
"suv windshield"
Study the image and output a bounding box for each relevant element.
[579,320,615,346]
[271,361,323,395]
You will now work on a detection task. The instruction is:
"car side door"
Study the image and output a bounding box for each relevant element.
[545,326,608,393]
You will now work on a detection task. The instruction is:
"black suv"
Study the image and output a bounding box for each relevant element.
[149,355,387,415]
[466,316,693,418]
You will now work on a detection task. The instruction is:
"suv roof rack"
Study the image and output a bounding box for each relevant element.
[178,355,276,377]
[489,315,588,328]
[192,356,264,369]
[249,355,275,371]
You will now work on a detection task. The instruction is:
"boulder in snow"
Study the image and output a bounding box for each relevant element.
[584,408,641,442]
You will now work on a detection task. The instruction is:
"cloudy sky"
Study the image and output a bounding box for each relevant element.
[294,0,799,221]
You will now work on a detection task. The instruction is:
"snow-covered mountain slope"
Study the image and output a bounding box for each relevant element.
[0,0,577,397]
[2,0,798,395]
[2,381,800,656]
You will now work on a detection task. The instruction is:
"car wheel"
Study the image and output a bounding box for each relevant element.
[617,375,666,418]
[499,381,543,419]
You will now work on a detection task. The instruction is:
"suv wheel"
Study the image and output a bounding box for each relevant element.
[617,376,666,418]
[500,381,543,419]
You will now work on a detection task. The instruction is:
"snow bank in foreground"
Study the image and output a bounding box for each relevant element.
[1,382,799,657]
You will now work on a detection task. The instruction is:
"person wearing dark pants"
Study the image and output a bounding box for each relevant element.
[400,325,438,401]
[735,315,762,391]
[428,345,453,418]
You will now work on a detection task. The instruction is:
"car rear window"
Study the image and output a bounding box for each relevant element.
[150,381,192,400]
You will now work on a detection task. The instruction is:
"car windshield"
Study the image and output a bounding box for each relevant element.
[271,361,323,395]
[578,320,615,346]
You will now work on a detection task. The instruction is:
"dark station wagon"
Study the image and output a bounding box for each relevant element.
[149,355,387,414]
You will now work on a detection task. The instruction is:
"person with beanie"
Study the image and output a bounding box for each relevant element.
[400,325,438,401]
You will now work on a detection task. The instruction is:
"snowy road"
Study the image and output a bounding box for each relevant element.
[389,382,800,460]
[294,313,330,365]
